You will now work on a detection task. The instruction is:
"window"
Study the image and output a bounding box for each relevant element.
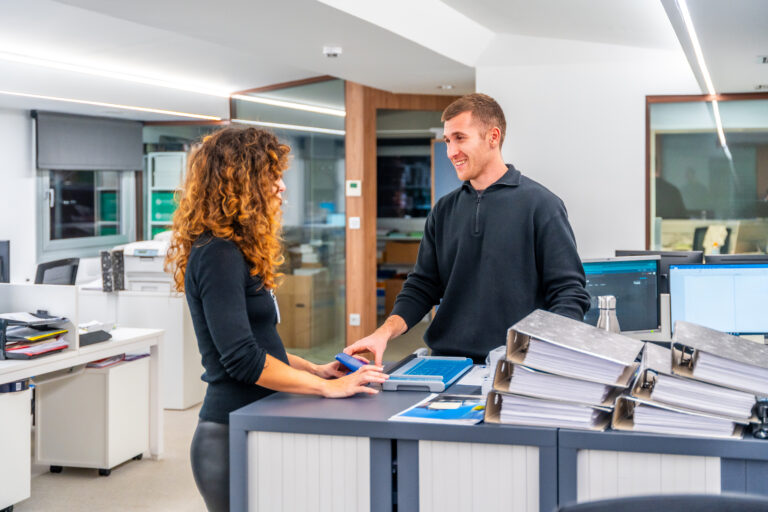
[38,170,135,261]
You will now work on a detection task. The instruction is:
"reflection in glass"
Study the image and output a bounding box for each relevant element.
[49,170,121,240]
[650,99,768,254]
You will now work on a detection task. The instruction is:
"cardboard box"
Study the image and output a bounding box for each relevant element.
[384,241,420,264]
[385,278,406,316]
[275,270,336,349]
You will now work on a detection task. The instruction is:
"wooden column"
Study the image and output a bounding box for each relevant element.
[344,82,458,344]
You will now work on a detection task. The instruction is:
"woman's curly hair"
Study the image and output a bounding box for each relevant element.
[165,126,289,292]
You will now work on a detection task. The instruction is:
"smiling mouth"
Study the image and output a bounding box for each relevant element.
[453,159,467,167]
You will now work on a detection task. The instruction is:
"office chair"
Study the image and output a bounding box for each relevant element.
[34,258,80,285]
[557,493,768,512]
[692,226,731,253]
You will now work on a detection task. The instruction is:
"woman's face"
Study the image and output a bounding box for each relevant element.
[274,178,286,204]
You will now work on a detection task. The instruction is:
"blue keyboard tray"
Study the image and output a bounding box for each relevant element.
[382,356,473,392]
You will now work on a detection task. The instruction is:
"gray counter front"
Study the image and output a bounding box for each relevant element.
[230,387,558,512]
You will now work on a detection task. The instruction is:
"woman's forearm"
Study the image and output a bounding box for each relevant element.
[286,353,317,375]
[257,354,325,394]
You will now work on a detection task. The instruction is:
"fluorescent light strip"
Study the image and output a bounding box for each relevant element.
[0,90,222,120]
[232,94,345,117]
[0,51,232,98]
[232,118,345,135]
[678,0,728,148]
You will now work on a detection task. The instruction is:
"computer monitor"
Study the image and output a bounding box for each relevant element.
[705,253,768,265]
[0,241,8,283]
[34,258,79,285]
[614,250,703,294]
[582,256,660,332]
[669,264,768,335]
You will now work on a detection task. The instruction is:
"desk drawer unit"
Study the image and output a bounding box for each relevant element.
[35,357,149,472]
[0,387,31,509]
[576,449,720,502]
[419,440,539,512]
[247,432,370,512]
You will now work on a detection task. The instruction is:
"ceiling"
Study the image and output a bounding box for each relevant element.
[0,0,764,122]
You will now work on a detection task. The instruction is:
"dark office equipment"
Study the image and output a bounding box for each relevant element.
[100,251,113,292]
[0,240,9,283]
[34,258,79,285]
[705,253,768,265]
[670,264,768,335]
[753,399,768,440]
[111,250,125,290]
[614,250,703,294]
[692,226,732,253]
[582,257,660,332]
[79,330,112,347]
[556,493,768,512]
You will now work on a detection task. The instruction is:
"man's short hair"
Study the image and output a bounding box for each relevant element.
[441,93,506,147]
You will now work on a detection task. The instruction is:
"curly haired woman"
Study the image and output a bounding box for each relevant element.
[166,127,388,511]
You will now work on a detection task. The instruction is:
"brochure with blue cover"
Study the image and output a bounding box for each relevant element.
[388,394,485,425]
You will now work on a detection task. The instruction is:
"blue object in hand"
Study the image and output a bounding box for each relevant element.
[335,353,366,372]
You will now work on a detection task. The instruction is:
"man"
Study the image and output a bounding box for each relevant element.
[345,93,590,365]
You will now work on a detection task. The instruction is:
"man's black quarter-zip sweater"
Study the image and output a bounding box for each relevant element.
[391,164,590,362]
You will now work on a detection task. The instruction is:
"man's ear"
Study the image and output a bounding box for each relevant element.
[487,126,501,148]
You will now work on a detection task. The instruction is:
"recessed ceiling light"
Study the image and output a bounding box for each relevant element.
[231,94,345,117]
[438,84,454,90]
[0,89,221,120]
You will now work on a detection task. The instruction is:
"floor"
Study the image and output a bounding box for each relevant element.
[18,405,206,512]
[15,324,429,511]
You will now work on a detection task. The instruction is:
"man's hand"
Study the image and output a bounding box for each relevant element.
[344,331,390,367]
[312,355,370,379]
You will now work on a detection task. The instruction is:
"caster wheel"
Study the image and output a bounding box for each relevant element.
[98,468,111,477]
[133,453,143,461]
[50,466,63,473]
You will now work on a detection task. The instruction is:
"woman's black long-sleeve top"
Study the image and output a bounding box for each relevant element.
[185,233,288,424]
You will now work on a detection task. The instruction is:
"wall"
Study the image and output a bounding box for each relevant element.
[0,108,38,282]
[476,36,700,258]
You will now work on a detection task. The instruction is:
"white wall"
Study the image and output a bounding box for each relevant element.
[0,108,38,282]
[476,36,700,258]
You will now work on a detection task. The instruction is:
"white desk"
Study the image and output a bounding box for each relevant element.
[79,289,205,410]
[0,327,164,510]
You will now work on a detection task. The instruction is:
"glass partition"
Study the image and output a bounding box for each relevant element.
[232,79,346,362]
[649,97,768,254]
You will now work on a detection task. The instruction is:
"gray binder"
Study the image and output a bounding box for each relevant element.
[506,309,644,387]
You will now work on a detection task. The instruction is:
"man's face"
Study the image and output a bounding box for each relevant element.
[443,111,496,183]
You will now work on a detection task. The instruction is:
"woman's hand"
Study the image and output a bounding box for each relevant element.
[313,355,370,379]
[321,365,389,398]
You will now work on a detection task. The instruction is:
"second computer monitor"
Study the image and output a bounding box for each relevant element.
[704,253,768,265]
[614,250,703,294]
[582,256,660,332]
[670,263,768,335]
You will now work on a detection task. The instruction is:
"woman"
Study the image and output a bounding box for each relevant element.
[166,127,387,512]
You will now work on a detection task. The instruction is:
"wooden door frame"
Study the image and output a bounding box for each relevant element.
[344,82,458,344]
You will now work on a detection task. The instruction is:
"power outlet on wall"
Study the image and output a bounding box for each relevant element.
[349,313,361,326]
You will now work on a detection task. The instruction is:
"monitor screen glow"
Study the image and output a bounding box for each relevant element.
[670,264,768,335]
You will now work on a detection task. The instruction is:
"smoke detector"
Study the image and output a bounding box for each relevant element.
[323,46,342,58]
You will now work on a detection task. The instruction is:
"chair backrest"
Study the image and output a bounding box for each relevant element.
[558,493,768,512]
[35,258,80,285]
[692,226,732,253]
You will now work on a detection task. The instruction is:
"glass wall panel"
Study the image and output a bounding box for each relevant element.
[649,98,768,254]
[232,79,346,362]
[49,170,122,240]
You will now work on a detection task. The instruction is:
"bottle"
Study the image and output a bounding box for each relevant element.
[596,295,621,334]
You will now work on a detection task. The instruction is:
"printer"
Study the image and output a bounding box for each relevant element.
[119,238,171,292]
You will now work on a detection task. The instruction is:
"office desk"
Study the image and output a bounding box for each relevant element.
[230,387,557,512]
[0,328,163,510]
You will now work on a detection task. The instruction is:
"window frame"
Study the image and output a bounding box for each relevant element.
[36,168,136,262]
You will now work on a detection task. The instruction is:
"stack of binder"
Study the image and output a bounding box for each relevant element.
[613,322,764,438]
[485,309,644,431]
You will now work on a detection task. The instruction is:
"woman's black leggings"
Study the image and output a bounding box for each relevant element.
[190,420,230,512]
